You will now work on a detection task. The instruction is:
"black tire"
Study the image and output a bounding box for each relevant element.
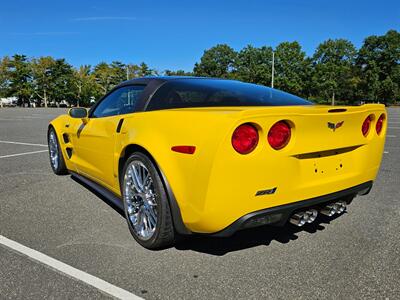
[121,152,175,249]
[48,127,68,175]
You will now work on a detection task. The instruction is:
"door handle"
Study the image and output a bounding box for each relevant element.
[116,118,124,133]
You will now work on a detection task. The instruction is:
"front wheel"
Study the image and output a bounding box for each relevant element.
[121,152,175,249]
[48,127,68,175]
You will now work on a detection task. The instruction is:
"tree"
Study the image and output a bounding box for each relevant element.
[126,63,141,79]
[93,62,117,94]
[380,76,398,102]
[72,65,99,106]
[311,39,357,104]
[31,57,75,106]
[50,59,75,105]
[93,61,142,95]
[1,30,398,107]
[234,45,273,86]
[194,44,237,78]
[8,54,33,106]
[274,42,310,97]
[0,56,11,99]
[110,61,126,83]
[164,69,193,76]
[31,56,56,107]
[357,30,400,103]
[138,62,153,77]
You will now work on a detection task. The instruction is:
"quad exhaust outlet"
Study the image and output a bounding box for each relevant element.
[289,201,347,227]
[320,201,347,217]
[289,209,318,227]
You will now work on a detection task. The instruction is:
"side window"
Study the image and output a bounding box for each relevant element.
[92,85,145,118]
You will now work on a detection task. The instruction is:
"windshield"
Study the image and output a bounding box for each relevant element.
[146,79,311,110]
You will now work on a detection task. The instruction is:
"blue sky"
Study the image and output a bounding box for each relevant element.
[0,0,398,72]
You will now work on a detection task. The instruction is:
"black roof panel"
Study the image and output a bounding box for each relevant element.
[116,76,223,87]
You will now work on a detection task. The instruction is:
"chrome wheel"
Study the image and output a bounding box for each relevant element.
[49,130,59,170]
[123,160,157,240]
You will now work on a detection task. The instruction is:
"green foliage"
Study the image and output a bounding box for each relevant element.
[110,61,127,84]
[138,62,152,77]
[0,56,11,97]
[9,55,33,106]
[311,39,357,104]
[31,57,75,106]
[31,56,56,107]
[72,65,100,106]
[193,44,237,78]
[51,59,76,105]
[0,29,399,107]
[164,69,193,76]
[234,45,273,86]
[93,62,119,94]
[357,30,400,104]
[274,42,309,97]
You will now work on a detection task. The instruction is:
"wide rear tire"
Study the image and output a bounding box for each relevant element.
[121,152,175,249]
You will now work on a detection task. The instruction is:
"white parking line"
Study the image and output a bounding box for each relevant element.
[384,151,389,154]
[0,116,48,120]
[0,150,48,159]
[0,140,47,147]
[388,127,400,129]
[0,118,39,121]
[387,135,396,138]
[0,235,142,300]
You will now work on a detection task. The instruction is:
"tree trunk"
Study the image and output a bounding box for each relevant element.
[44,90,48,108]
[332,91,335,106]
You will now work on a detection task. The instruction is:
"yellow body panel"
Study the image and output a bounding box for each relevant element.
[50,104,386,234]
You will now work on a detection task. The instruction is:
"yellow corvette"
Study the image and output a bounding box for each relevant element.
[48,77,386,249]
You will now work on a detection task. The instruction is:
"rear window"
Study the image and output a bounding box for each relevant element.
[146,79,311,111]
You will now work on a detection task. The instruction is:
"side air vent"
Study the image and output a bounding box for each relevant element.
[63,133,70,143]
[328,108,347,113]
[66,147,73,158]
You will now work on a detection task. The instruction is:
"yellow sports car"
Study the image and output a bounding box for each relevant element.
[48,77,386,249]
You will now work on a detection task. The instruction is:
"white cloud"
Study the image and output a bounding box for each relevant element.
[9,32,79,36]
[72,16,137,21]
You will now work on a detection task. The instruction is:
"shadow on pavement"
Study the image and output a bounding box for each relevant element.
[175,214,343,256]
[71,175,125,218]
[71,174,343,256]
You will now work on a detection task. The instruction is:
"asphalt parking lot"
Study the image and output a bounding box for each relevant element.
[0,107,399,299]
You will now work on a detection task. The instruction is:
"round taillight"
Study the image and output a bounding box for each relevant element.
[268,121,291,150]
[362,115,372,137]
[376,114,385,135]
[232,123,259,154]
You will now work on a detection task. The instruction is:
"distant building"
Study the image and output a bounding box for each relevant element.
[0,97,18,107]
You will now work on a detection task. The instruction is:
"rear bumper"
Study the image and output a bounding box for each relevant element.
[212,181,372,237]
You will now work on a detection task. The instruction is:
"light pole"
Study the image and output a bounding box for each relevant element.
[271,51,275,89]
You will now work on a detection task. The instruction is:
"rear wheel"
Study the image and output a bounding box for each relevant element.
[121,152,175,249]
[48,127,68,175]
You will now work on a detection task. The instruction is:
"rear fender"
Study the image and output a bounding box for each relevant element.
[115,112,234,232]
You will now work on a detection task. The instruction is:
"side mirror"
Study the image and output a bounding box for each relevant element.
[68,107,88,119]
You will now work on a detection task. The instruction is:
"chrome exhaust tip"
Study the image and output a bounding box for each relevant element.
[320,201,347,216]
[290,209,318,226]
[320,204,337,217]
[335,201,347,214]
[289,212,307,227]
[305,209,318,223]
